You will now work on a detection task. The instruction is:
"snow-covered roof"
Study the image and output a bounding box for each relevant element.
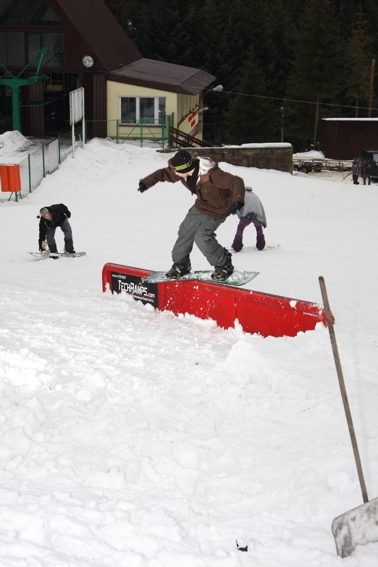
[224,143,292,149]
[322,117,378,121]
[108,59,215,96]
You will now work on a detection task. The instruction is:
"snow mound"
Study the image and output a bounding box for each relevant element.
[293,150,325,159]
[0,131,32,157]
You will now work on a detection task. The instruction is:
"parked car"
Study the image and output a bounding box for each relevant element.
[358,150,378,181]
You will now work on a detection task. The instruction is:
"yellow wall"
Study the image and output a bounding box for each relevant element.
[107,81,200,139]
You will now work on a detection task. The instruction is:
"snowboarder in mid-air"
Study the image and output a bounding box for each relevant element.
[138,150,245,281]
[38,203,76,255]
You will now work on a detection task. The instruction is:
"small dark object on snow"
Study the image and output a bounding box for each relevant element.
[236,540,248,552]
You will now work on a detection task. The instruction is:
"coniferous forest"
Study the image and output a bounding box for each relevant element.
[104,0,378,151]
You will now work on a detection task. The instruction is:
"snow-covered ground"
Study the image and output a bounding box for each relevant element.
[0,133,377,566]
[0,131,33,164]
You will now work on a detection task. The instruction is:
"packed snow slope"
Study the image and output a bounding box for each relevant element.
[0,135,378,566]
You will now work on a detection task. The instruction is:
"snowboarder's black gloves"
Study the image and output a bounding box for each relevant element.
[138,181,147,193]
[230,201,243,214]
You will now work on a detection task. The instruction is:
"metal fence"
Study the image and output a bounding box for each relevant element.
[83,114,174,149]
[1,115,177,202]
[114,114,172,149]
[1,127,83,201]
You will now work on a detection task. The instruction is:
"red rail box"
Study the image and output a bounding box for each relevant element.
[102,263,328,338]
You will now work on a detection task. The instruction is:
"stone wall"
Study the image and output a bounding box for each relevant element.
[183,144,293,174]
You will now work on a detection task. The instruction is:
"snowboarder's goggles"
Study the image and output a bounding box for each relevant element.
[168,158,193,171]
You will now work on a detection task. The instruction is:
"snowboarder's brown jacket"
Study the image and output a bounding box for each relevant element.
[140,156,245,219]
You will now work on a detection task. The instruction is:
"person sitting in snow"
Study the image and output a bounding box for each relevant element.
[38,204,76,255]
[138,150,245,281]
[231,187,267,252]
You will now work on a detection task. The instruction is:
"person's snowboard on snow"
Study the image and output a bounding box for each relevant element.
[138,150,245,281]
[231,187,267,252]
[38,204,76,255]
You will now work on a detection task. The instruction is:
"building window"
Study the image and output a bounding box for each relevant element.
[121,98,136,123]
[120,96,166,124]
[0,0,23,25]
[27,0,63,26]
[28,33,64,67]
[0,32,25,67]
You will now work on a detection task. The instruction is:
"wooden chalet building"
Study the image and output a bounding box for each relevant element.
[321,118,378,160]
[0,0,215,140]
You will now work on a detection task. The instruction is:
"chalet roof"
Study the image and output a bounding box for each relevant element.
[2,0,216,94]
[108,59,216,95]
[52,0,142,70]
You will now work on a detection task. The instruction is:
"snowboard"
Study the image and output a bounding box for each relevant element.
[142,269,259,287]
[28,251,86,259]
[228,244,280,253]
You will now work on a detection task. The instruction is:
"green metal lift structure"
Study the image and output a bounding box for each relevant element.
[0,47,48,133]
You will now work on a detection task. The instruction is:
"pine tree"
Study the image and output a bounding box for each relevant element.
[285,0,346,148]
[225,44,279,144]
[363,0,378,61]
[103,0,378,144]
[195,0,235,143]
[346,4,373,116]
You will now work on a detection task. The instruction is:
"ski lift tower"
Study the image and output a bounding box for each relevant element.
[0,47,48,133]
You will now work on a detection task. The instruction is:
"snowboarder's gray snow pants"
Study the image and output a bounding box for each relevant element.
[171,205,227,267]
[46,219,74,253]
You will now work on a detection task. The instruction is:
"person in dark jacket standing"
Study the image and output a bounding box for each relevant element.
[363,158,373,185]
[38,203,75,255]
[138,150,245,281]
